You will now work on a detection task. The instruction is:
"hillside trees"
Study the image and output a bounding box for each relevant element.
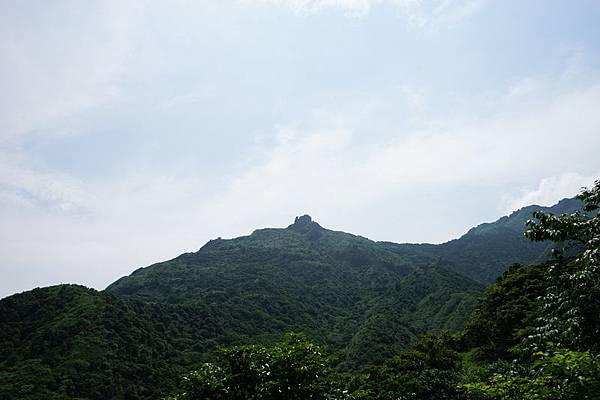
[523,179,600,352]
[462,263,547,360]
[1,188,593,399]
[348,332,464,400]
[463,179,600,399]
[462,349,600,399]
[166,331,472,400]
[166,333,346,400]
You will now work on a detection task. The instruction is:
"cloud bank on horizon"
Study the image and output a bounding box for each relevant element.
[1,0,600,298]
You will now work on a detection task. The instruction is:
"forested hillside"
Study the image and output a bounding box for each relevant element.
[106,215,484,368]
[165,182,600,400]
[0,285,196,399]
[383,198,581,284]
[0,198,586,399]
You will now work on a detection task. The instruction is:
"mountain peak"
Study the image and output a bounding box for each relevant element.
[293,214,313,225]
[287,214,323,239]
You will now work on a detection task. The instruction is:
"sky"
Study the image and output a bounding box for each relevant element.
[1,0,600,298]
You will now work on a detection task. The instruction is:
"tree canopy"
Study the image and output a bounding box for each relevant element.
[166,333,344,400]
[463,179,600,399]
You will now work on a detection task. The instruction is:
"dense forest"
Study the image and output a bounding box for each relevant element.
[0,188,597,399]
[165,180,600,399]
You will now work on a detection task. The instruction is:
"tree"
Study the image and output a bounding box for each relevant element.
[462,263,547,361]
[166,333,346,400]
[349,332,463,400]
[461,180,600,400]
[523,179,600,353]
[461,349,600,400]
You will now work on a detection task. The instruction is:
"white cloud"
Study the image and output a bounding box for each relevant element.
[0,1,144,141]
[190,79,600,244]
[2,73,600,298]
[238,0,486,25]
[0,164,89,212]
[0,1,598,298]
[238,0,375,16]
[429,0,486,27]
[502,173,599,213]
[3,69,600,239]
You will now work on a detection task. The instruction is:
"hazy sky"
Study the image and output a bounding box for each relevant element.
[2,0,600,298]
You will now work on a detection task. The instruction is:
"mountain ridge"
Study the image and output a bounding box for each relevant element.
[0,197,584,399]
[107,198,581,297]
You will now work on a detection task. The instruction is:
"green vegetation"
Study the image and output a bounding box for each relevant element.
[0,285,215,399]
[462,180,600,399]
[382,198,581,285]
[0,193,592,399]
[462,262,547,360]
[105,215,486,370]
[461,349,600,399]
[166,333,343,400]
[347,332,464,399]
[165,181,600,399]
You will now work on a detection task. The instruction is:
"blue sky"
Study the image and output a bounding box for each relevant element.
[2,0,600,298]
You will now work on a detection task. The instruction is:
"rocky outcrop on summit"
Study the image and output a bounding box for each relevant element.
[288,214,323,240]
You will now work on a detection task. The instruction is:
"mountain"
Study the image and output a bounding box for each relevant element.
[0,199,583,399]
[0,285,204,399]
[106,215,483,368]
[382,198,582,284]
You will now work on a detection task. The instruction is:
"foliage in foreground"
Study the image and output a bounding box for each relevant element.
[165,333,346,400]
[348,332,464,400]
[167,332,471,400]
[462,179,600,399]
[462,349,600,400]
